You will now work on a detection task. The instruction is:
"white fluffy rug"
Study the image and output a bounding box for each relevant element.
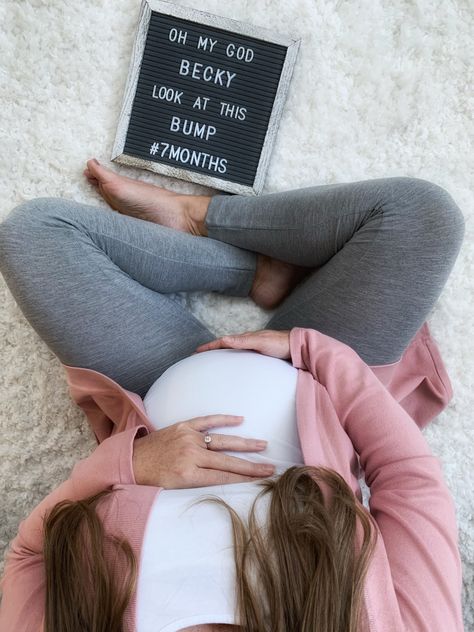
[1,0,473,627]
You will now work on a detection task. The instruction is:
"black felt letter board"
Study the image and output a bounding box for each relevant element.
[113,1,300,195]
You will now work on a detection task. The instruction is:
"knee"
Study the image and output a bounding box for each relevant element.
[1,197,65,229]
[389,176,466,249]
[5,197,62,218]
[0,197,65,270]
[0,196,77,242]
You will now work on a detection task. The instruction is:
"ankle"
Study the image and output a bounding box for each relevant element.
[182,194,211,237]
[249,254,269,304]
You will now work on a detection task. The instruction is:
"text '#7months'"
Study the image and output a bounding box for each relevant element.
[149,141,227,174]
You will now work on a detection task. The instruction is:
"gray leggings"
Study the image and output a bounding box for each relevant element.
[0,176,465,399]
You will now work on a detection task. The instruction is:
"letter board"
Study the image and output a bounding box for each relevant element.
[112,0,300,194]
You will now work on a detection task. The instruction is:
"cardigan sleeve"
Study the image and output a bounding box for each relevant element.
[0,424,149,632]
[289,326,464,632]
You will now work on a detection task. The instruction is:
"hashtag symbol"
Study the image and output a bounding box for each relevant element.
[150,142,160,155]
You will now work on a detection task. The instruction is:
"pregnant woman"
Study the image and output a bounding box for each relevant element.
[0,159,466,632]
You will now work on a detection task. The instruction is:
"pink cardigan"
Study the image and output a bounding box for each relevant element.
[0,322,464,631]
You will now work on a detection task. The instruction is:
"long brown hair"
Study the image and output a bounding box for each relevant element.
[43,465,378,631]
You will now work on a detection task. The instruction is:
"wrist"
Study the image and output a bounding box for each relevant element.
[132,435,148,485]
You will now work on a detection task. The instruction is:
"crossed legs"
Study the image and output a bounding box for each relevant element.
[0,165,465,398]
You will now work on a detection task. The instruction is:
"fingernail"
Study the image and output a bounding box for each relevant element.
[256,441,267,449]
[92,158,100,165]
[262,464,275,472]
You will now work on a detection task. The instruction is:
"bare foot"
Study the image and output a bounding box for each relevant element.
[83,158,211,236]
[250,254,312,310]
[84,158,311,310]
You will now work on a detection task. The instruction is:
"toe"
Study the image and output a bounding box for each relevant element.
[87,159,116,184]
[83,168,98,184]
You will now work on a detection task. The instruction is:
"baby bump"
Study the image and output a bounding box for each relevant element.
[143,348,304,469]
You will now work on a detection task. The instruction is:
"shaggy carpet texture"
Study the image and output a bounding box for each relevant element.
[0,0,473,627]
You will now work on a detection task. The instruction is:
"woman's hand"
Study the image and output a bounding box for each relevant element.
[194,328,291,360]
[132,414,276,489]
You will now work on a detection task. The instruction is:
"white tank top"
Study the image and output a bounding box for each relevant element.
[136,348,304,631]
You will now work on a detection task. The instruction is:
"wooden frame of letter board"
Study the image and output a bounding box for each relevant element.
[111,0,300,195]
